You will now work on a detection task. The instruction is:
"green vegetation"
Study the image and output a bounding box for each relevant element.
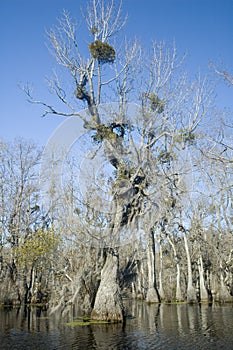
[66,318,113,327]
[16,229,59,267]
[89,40,115,64]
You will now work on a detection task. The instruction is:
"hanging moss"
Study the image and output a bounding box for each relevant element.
[89,40,115,64]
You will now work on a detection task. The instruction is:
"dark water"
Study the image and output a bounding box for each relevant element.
[0,301,233,349]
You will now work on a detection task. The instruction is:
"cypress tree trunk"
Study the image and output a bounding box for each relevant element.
[182,229,197,303]
[146,230,160,303]
[198,254,209,303]
[216,263,233,303]
[175,262,183,302]
[167,235,183,302]
[91,249,124,322]
[158,239,165,300]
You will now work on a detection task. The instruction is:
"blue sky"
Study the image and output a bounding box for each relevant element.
[0,0,232,145]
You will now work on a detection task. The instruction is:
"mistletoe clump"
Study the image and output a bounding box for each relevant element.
[175,129,196,146]
[89,40,115,64]
[158,150,173,164]
[92,124,116,143]
[148,93,165,113]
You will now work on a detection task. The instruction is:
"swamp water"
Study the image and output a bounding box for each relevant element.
[0,301,233,349]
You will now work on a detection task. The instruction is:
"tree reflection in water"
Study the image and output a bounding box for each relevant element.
[0,302,233,349]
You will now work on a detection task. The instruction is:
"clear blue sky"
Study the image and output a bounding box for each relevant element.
[0,0,232,145]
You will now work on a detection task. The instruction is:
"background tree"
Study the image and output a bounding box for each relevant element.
[0,139,41,304]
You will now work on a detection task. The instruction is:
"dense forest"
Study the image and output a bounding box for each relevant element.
[0,0,232,322]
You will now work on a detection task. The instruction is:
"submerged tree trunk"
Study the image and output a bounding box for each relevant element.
[91,250,124,322]
[216,264,233,303]
[146,230,160,303]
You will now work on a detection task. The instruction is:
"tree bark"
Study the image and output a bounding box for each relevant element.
[146,230,160,303]
[158,239,165,300]
[181,227,197,303]
[198,254,209,303]
[216,267,233,303]
[167,235,183,302]
[91,250,124,322]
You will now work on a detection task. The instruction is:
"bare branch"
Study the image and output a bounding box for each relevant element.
[213,66,233,86]
[85,0,127,41]
[21,84,88,121]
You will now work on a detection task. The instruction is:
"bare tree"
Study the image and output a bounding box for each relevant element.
[0,139,42,305]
